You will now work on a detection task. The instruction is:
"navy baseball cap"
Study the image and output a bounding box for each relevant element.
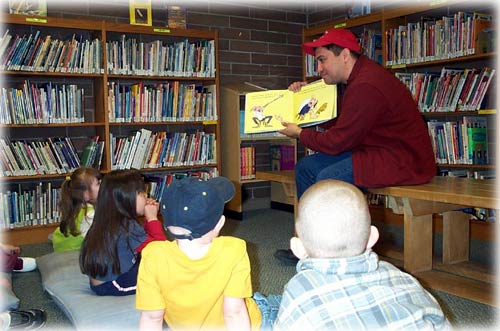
[160,176,235,240]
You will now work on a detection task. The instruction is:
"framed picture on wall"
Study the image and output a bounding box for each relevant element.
[129,0,152,26]
[9,0,47,16]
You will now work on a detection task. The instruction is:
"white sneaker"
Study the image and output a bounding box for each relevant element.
[13,257,37,272]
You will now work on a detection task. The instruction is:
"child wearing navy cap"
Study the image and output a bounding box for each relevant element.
[136,176,278,331]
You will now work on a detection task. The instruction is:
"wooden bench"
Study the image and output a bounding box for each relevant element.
[256,170,498,305]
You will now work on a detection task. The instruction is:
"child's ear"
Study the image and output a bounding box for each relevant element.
[290,237,308,259]
[366,225,379,250]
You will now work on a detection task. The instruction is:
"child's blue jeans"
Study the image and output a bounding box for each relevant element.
[253,292,281,331]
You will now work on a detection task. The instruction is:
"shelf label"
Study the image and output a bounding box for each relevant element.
[478,109,496,115]
[203,120,217,125]
[334,22,347,28]
[391,64,406,69]
[26,17,47,23]
[153,28,171,34]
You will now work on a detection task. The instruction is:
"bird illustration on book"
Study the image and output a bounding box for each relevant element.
[252,94,284,128]
[315,102,328,115]
[296,97,318,121]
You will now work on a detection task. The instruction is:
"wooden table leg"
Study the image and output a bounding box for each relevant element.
[442,210,470,264]
[404,212,433,273]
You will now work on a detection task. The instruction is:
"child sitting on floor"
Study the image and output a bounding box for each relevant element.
[79,169,165,296]
[52,167,102,252]
[136,176,279,331]
[274,179,450,331]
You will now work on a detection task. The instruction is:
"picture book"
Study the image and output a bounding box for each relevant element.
[244,80,337,134]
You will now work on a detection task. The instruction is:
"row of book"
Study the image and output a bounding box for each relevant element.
[144,168,219,201]
[108,81,217,123]
[0,169,222,229]
[0,137,81,177]
[240,146,255,180]
[0,30,217,78]
[110,129,217,170]
[395,67,495,112]
[106,37,216,78]
[0,80,85,125]
[0,30,102,73]
[385,12,493,66]
[0,182,60,229]
[427,116,488,165]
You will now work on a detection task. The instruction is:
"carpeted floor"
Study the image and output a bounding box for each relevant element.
[12,208,498,330]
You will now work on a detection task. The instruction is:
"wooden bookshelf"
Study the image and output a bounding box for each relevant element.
[0,14,221,244]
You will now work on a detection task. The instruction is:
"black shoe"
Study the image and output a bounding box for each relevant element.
[7,309,46,330]
[274,249,299,266]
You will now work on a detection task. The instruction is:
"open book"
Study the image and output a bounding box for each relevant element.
[243,80,337,134]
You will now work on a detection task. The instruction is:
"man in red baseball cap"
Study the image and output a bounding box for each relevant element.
[275,28,437,265]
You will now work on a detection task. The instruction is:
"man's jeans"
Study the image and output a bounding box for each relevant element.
[295,151,354,199]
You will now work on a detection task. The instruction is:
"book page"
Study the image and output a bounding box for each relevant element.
[244,90,294,133]
[293,80,337,127]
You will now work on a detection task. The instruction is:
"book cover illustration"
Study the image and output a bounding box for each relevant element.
[129,0,152,26]
[9,0,47,16]
[244,80,337,134]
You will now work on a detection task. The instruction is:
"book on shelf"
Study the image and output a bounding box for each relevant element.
[8,0,47,16]
[240,146,255,180]
[244,80,337,134]
[270,145,295,171]
[81,136,105,170]
[129,0,152,26]
[472,12,493,54]
[464,116,488,165]
[345,0,371,19]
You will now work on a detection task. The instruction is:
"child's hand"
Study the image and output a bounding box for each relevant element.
[144,199,159,221]
[0,243,20,255]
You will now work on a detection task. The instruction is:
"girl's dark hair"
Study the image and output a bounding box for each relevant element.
[79,169,145,278]
[58,167,102,237]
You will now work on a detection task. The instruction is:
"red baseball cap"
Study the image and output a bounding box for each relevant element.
[303,28,361,55]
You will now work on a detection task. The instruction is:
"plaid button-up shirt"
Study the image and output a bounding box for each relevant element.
[274,250,450,331]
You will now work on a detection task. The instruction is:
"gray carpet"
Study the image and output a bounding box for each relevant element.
[12,208,498,330]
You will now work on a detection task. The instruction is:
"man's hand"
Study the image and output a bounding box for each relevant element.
[288,81,308,92]
[278,122,302,139]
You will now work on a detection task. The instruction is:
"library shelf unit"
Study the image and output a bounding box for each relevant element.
[302,1,496,303]
[220,83,296,216]
[1,14,221,245]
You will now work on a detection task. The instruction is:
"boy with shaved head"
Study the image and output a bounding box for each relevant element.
[274,179,450,331]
